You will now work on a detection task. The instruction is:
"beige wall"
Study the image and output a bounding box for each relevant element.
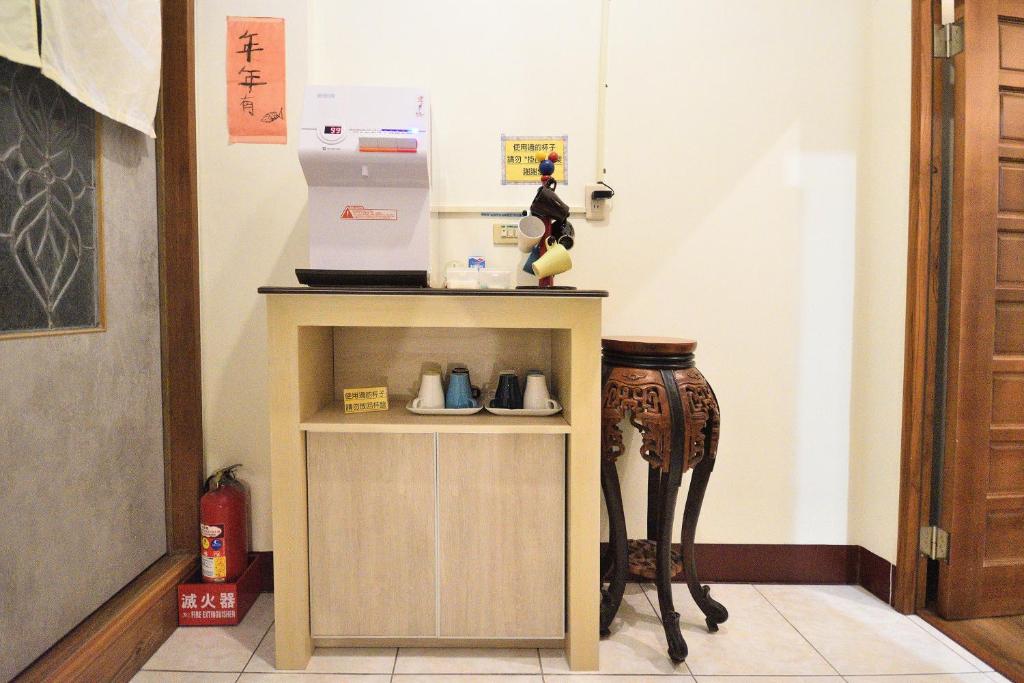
[593,0,864,548]
[196,1,910,560]
[195,0,309,552]
[848,0,912,564]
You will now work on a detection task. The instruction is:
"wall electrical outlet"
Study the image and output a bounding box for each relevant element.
[492,222,518,245]
[585,184,611,221]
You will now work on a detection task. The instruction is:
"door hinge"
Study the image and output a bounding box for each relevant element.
[920,525,950,560]
[934,21,964,58]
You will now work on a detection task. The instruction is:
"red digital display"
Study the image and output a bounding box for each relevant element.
[324,125,343,135]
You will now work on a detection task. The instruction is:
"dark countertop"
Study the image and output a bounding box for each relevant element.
[258,286,608,298]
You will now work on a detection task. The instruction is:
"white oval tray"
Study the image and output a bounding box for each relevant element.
[483,401,563,417]
[405,401,483,416]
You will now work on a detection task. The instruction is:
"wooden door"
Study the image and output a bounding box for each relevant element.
[307,432,437,636]
[938,0,1024,618]
[437,433,565,638]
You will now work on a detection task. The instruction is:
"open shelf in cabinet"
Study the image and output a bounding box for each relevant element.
[298,325,573,434]
[301,400,570,434]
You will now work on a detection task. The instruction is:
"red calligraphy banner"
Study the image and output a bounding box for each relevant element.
[226,17,286,144]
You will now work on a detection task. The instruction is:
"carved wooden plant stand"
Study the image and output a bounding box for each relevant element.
[599,336,728,663]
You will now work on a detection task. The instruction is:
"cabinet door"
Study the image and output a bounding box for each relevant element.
[438,433,565,638]
[307,432,435,637]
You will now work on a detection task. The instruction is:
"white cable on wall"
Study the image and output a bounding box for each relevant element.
[595,0,611,181]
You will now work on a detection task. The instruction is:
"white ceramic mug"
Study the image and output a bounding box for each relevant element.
[517,215,546,253]
[413,371,445,409]
[523,372,558,410]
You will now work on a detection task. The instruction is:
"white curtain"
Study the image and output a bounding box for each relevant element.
[39,0,161,137]
[0,0,41,68]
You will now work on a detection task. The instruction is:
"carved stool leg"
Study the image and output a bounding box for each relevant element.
[681,454,729,632]
[600,458,628,635]
[653,470,688,662]
[646,466,660,540]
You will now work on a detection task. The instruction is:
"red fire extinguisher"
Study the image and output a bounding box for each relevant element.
[200,464,249,583]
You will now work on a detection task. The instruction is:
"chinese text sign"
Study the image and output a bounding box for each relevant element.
[501,136,567,184]
[226,17,286,144]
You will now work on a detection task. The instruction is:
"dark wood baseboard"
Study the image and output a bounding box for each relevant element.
[602,542,895,604]
[253,550,274,593]
[853,546,895,606]
[14,552,196,683]
[920,610,1024,683]
[691,544,859,585]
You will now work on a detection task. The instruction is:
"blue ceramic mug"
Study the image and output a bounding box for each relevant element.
[523,243,542,275]
[445,368,481,409]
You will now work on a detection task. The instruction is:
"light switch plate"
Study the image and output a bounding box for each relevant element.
[492,222,518,245]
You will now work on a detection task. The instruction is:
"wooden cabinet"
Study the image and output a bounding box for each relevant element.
[263,290,603,669]
[307,431,564,640]
[438,434,564,638]
[307,432,436,637]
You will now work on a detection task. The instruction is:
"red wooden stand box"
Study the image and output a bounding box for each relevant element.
[177,553,261,626]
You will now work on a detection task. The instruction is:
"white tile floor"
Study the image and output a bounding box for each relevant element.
[135,585,1015,683]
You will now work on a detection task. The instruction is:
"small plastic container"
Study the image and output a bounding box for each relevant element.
[445,268,480,289]
[478,270,513,289]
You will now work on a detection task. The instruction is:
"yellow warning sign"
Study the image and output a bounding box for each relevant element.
[501,136,567,185]
[343,386,390,413]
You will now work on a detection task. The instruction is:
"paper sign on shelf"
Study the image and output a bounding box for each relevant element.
[501,135,567,185]
[343,386,389,414]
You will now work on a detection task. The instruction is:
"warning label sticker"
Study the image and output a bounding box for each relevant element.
[340,205,398,221]
[201,523,226,580]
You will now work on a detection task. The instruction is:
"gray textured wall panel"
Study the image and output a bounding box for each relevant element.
[0,120,165,682]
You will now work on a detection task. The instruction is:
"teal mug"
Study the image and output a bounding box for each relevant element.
[523,243,542,275]
[445,368,481,409]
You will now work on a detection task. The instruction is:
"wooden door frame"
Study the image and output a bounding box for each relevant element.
[14,0,204,679]
[157,0,204,558]
[894,0,939,614]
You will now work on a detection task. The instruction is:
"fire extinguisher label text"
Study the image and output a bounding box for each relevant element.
[201,523,223,537]
[201,523,227,580]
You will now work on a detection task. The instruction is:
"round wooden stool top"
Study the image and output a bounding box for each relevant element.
[602,336,697,356]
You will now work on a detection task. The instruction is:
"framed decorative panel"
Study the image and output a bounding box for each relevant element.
[0,58,103,338]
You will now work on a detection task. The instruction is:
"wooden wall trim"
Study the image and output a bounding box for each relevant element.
[895,0,938,615]
[601,543,895,605]
[13,554,195,683]
[691,544,858,585]
[855,546,897,606]
[157,0,204,554]
[254,550,275,592]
